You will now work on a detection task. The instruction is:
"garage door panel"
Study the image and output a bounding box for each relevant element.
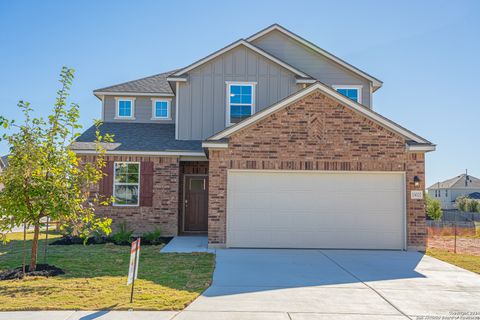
[227,171,405,250]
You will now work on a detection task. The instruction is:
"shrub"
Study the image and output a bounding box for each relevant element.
[467,199,479,213]
[426,194,442,221]
[142,228,162,245]
[456,196,480,213]
[111,222,133,245]
[455,196,469,212]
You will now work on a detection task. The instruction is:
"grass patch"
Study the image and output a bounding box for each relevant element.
[427,248,480,274]
[0,231,215,310]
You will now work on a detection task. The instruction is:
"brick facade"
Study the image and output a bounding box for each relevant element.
[207,91,426,250]
[81,155,180,235]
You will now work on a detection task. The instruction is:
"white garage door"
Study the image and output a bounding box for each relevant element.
[227,170,405,250]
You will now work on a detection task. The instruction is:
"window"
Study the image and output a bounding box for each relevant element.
[333,86,362,103]
[113,162,140,206]
[227,82,255,125]
[116,98,135,119]
[152,99,171,119]
[445,190,448,197]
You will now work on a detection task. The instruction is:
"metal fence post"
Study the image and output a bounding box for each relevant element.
[454,212,457,254]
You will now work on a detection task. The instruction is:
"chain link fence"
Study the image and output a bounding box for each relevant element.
[427,211,480,256]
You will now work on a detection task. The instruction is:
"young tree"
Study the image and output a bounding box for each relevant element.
[426,194,442,221]
[0,67,113,271]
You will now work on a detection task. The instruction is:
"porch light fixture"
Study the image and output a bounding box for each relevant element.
[413,176,420,187]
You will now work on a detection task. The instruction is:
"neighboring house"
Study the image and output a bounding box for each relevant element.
[72,24,435,251]
[428,173,480,210]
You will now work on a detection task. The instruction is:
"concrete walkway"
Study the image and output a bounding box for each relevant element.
[160,235,214,253]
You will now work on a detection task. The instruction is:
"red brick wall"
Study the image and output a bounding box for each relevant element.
[208,91,426,249]
[81,155,180,236]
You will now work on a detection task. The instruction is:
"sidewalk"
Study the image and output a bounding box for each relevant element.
[0,311,179,320]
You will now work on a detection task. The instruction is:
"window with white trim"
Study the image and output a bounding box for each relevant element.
[333,86,362,103]
[116,98,135,118]
[227,83,255,125]
[152,99,171,119]
[113,162,140,206]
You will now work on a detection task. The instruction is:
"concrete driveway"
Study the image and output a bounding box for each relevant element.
[178,249,480,319]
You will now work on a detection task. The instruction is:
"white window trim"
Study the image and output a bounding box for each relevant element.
[332,85,362,104]
[113,161,141,207]
[226,81,256,126]
[114,97,136,120]
[151,98,172,120]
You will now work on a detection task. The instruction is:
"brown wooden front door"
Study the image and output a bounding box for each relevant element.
[184,175,208,232]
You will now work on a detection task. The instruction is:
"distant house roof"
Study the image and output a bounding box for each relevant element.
[428,173,480,190]
[469,192,480,200]
[93,70,178,97]
[71,123,203,155]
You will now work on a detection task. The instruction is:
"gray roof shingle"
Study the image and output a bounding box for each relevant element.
[428,174,480,190]
[93,70,178,94]
[71,123,203,153]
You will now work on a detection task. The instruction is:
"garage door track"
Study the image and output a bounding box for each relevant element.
[178,249,480,319]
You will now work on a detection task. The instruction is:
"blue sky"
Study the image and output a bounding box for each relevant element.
[0,0,479,186]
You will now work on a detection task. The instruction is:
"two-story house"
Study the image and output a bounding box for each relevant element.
[72,24,435,250]
[428,173,480,210]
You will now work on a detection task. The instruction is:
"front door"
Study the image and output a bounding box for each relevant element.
[184,175,208,232]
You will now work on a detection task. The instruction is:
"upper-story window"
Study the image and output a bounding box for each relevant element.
[115,98,135,119]
[226,82,256,126]
[333,85,362,103]
[152,99,171,120]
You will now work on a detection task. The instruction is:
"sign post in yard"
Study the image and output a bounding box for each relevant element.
[127,238,141,303]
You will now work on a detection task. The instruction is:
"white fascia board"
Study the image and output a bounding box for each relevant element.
[201,142,229,149]
[73,150,205,157]
[406,144,436,152]
[94,91,175,97]
[247,25,383,89]
[166,77,187,82]
[172,40,310,78]
[209,82,431,145]
[296,79,317,84]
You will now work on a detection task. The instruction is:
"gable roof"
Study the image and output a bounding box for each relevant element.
[170,39,312,79]
[93,70,177,97]
[428,174,480,190]
[206,81,434,150]
[247,24,383,90]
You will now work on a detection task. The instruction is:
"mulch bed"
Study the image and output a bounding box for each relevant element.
[0,264,65,281]
[49,236,173,246]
